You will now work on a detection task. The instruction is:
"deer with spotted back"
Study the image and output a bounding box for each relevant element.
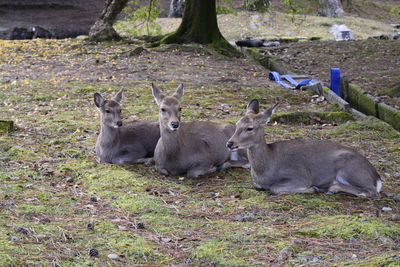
[227,99,381,198]
[151,83,248,178]
[94,89,160,164]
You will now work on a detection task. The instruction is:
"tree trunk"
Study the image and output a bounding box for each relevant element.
[244,0,270,12]
[88,0,128,42]
[168,0,184,18]
[162,0,231,50]
[319,0,344,17]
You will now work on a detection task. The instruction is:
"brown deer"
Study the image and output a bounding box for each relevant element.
[94,89,160,164]
[227,99,382,198]
[151,83,248,178]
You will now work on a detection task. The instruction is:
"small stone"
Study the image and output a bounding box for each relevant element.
[382,207,392,212]
[65,177,74,183]
[49,182,57,187]
[0,157,10,161]
[39,218,51,224]
[11,236,20,242]
[89,248,99,257]
[16,227,29,235]
[25,184,33,189]
[90,196,98,202]
[111,196,118,200]
[349,237,357,243]
[1,201,15,206]
[234,215,252,222]
[87,223,94,230]
[393,196,400,202]
[108,254,120,260]
[137,222,145,229]
[390,214,399,221]
[351,254,358,259]
[394,172,400,179]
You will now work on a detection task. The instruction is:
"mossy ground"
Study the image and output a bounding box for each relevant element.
[0,38,399,265]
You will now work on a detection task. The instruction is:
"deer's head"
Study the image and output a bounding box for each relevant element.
[94,89,124,129]
[151,83,184,132]
[227,99,278,150]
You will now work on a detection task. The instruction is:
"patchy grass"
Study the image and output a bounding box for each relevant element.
[0,37,399,266]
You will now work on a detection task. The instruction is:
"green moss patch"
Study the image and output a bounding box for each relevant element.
[272,111,355,125]
[296,215,400,241]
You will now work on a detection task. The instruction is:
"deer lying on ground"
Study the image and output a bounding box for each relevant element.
[227,99,382,198]
[94,89,160,164]
[151,83,248,178]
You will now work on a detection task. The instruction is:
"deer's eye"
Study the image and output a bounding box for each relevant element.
[178,107,182,112]
[118,109,121,113]
[161,108,166,112]
[246,127,254,132]
[105,110,111,113]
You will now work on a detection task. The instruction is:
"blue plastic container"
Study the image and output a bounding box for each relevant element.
[330,68,341,96]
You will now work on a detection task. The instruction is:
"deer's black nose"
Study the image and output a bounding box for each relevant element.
[226,141,234,149]
[117,121,123,127]
[171,121,180,129]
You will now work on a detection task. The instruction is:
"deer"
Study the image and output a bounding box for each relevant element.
[226,99,382,198]
[151,83,249,178]
[94,89,160,165]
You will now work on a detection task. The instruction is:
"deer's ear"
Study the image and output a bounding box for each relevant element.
[113,89,124,103]
[94,92,104,108]
[246,99,260,114]
[173,83,184,101]
[259,102,279,124]
[151,83,164,105]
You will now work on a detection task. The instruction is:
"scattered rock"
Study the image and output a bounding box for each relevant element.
[234,215,252,222]
[382,207,392,212]
[16,227,29,235]
[89,248,99,257]
[25,184,33,189]
[90,196,98,202]
[129,47,147,57]
[137,222,145,229]
[351,254,358,260]
[87,223,94,230]
[0,157,10,162]
[107,254,120,260]
[390,214,399,221]
[394,172,400,179]
[393,196,400,202]
[65,177,74,183]
[1,201,15,206]
[11,236,20,242]
[276,246,293,262]
[349,237,357,243]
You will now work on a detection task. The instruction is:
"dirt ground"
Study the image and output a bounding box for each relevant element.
[263,39,400,108]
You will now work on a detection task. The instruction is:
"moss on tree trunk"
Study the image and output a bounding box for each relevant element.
[162,0,234,52]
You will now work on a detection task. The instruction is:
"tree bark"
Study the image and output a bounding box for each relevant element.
[162,0,232,50]
[168,0,184,18]
[244,0,270,12]
[319,0,344,17]
[88,0,128,42]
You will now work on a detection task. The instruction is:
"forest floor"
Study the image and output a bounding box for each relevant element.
[0,36,399,266]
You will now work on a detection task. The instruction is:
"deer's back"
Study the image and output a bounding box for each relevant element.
[119,120,160,152]
[259,139,379,187]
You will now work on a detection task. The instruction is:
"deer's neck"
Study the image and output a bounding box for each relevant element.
[247,137,272,174]
[160,127,181,154]
[98,124,120,147]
